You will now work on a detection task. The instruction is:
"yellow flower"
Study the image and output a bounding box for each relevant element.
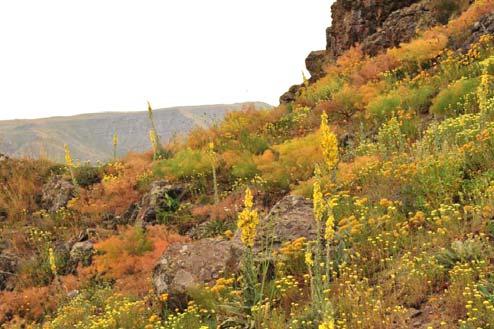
[324,214,335,241]
[224,229,234,239]
[319,318,335,329]
[64,144,73,168]
[305,251,314,267]
[149,129,158,153]
[237,188,259,247]
[320,112,339,171]
[48,248,57,276]
[313,179,325,222]
[159,293,169,302]
[112,132,118,147]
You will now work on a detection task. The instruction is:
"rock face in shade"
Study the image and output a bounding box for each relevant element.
[361,1,438,56]
[326,0,421,58]
[280,0,444,103]
[455,13,494,51]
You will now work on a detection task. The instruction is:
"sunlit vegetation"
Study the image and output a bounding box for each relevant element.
[1,1,494,328]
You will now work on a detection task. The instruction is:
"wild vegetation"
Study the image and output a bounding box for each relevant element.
[1,0,494,328]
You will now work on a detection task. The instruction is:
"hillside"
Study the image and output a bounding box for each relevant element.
[0,102,270,162]
[1,0,494,328]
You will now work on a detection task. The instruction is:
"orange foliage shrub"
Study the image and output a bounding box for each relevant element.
[0,285,60,324]
[70,152,152,218]
[0,159,53,222]
[337,156,380,186]
[191,193,243,222]
[79,226,184,296]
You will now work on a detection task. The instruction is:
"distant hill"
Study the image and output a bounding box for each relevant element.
[0,102,271,162]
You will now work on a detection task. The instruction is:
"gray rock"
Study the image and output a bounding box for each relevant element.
[130,180,186,226]
[0,252,17,291]
[153,238,243,307]
[361,1,438,56]
[326,0,421,58]
[455,13,494,51]
[235,195,317,251]
[41,175,75,212]
[69,241,94,267]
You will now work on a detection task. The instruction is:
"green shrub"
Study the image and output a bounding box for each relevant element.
[377,117,407,157]
[418,113,481,154]
[231,157,259,179]
[367,94,401,124]
[73,164,101,187]
[403,154,465,209]
[239,132,270,155]
[401,84,437,113]
[430,78,479,116]
[154,148,211,180]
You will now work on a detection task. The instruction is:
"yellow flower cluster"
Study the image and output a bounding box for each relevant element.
[64,144,73,168]
[209,277,235,294]
[149,129,159,154]
[318,318,335,329]
[237,188,259,247]
[320,112,339,171]
[48,247,57,276]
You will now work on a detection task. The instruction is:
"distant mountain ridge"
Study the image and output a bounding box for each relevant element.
[0,102,271,162]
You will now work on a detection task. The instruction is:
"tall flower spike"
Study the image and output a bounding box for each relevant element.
[149,130,158,153]
[313,179,325,223]
[237,188,259,248]
[64,144,73,168]
[324,213,335,241]
[112,131,118,159]
[48,248,57,276]
[320,112,339,171]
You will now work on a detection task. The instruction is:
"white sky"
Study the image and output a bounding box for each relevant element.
[0,0,332,120]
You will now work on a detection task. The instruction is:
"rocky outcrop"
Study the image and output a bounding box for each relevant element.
[361,1,437,56]
[0,252,17,291]
[153,238,243,307]
[280,84,304,104]
[280,0,442,103]
[306,50,330,82]
[128,180,186,226]
[236,195,317,251]
[41,176,75,212]
[326,0,421,58]
[69,241,94,267]
[456,13,494,51]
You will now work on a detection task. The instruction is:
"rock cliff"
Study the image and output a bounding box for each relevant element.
[281,0,444,103]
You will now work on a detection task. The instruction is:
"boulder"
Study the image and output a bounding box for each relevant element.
[236,195,317,251]
[305,50,330,82]
[69,241,94,267]
[41,175,75,212]
[129,180,186,226]
[280,84,303,104]
[0,252,17,291]
[153,238,243,307]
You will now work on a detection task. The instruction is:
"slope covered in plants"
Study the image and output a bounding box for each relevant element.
[1,0,494,328]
